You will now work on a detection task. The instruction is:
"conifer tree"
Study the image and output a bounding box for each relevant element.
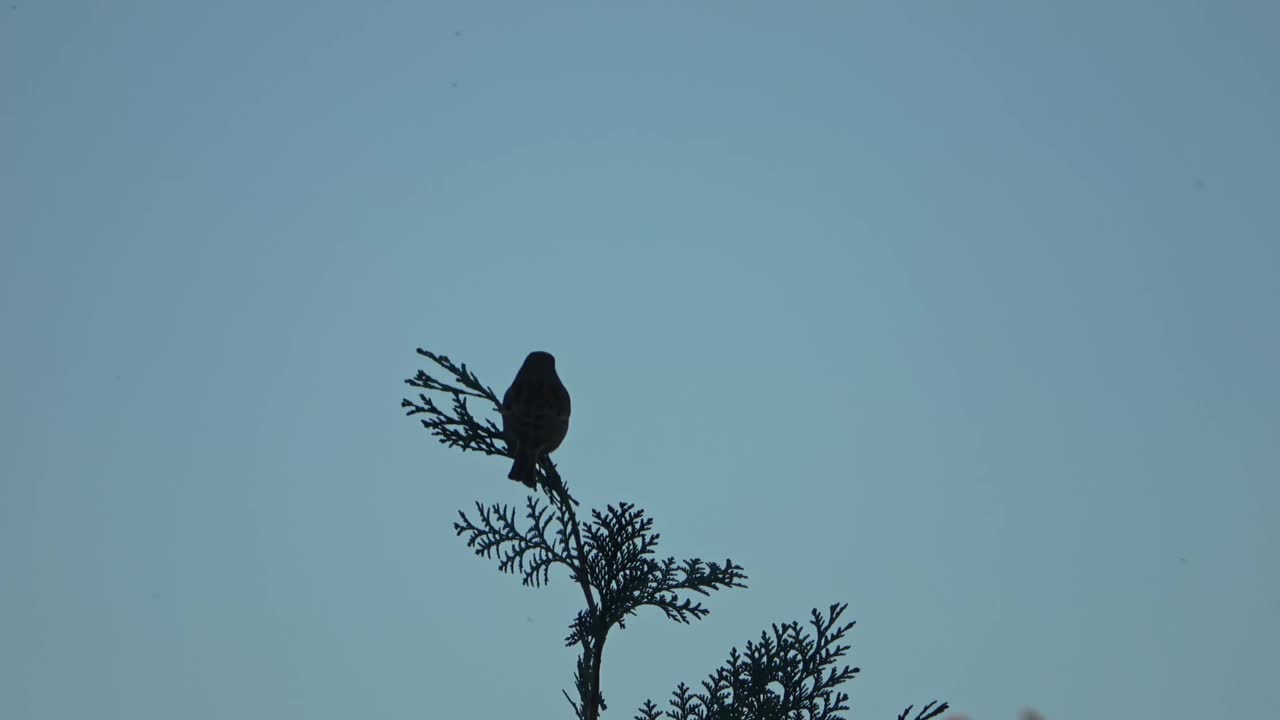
[403,348,949,720]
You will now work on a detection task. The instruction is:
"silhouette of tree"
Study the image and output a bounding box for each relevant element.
[403,348,949,720]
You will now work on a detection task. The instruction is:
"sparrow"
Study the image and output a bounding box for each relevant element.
[500,351,571,487]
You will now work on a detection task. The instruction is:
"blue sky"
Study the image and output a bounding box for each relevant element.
[2,2,1277,719]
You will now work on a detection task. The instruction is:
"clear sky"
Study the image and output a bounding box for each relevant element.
[3,2,1277,719]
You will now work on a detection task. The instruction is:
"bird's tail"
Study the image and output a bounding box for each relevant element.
[508,448,538,488]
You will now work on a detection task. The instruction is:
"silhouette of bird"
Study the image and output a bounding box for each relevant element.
[501,351,570,487]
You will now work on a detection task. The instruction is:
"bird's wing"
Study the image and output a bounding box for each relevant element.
[500,381,521,415]
[556,384,571,417]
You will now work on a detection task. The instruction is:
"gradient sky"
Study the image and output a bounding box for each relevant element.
[3,2,1278,719]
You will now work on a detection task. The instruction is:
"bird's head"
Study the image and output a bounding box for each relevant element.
[522,351,557,371]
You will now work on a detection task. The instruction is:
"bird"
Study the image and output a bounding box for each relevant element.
[500,351,571,488]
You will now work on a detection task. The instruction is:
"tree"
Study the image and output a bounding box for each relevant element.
[403,348,949,720]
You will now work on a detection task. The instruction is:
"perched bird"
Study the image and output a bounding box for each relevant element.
[501,351,571,487]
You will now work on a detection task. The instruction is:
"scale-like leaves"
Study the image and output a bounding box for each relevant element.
[637,605,948,720]
[564,503,746,646]
[454,496,575,587]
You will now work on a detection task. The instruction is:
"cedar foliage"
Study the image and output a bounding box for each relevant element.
[403,348,948,720]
